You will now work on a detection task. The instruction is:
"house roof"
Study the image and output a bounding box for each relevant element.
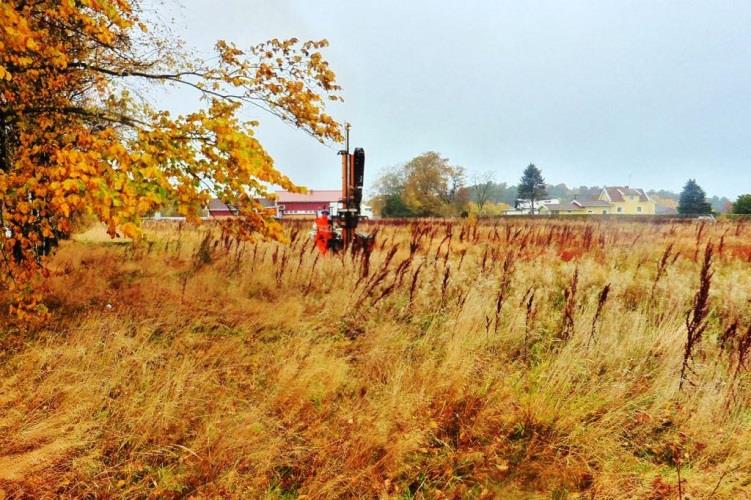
[275,190,342,203]
[603,186,650,203]
[542,199,612,212]
[573,199,611,208]
[208,199,234,212]
[541,202,585,212]
[656,205,678,215]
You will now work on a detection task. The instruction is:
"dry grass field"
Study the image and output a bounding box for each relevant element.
[1,218,751,498]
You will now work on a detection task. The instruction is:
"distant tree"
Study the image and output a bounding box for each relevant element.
[402,153,452,216]
[733,194,751,214]
[446,165,469,214]
[487,182,517,206]
[370,152,466,218]
[517,164,547,213]
[369,169,412,217]
[472,171,495,212]
[678,179,712,215]
[579,185,604,200]
[452,184,472,215]
[651,194,679,213]
[545,183,570,200]
[380,195,412,218]
[709,195,733,214]
[649,189,680,202]
[467,201,511,216]
[649,188,730,213]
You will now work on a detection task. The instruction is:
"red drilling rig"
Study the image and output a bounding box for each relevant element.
[315,124,373,254]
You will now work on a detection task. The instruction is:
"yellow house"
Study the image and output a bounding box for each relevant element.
[539,199,611,215]
[538,186,656,215]
[598,187,656,215]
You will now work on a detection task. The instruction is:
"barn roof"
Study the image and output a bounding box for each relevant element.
[207,199,234,212]
[275,190,342,203]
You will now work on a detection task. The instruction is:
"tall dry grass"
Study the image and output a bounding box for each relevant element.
[1,218,751,498]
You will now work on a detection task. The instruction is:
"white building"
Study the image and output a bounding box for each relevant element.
[504,198,560,215]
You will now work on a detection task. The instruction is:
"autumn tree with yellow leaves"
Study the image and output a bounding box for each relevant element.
[370,152,468,218]
[0,0,343,318]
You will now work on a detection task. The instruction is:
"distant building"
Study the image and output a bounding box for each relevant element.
[207,198,275,218]
[275,190,342,218]
[207,190,344,219]
[207,199,237,217]
[538,186,657,215]
[540,199,612,215]
[598,186,656,214]
[504,198,560,215]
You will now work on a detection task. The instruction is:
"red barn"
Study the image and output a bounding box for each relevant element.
[275,190,341,219]
[207,198,275,218]
[207,198,236,217]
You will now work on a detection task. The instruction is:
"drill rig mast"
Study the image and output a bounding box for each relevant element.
[337,123,365,247]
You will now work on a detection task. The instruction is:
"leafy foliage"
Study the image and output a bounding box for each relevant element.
[370,152,468,217]
[0,0,343,318]
[369,170,412,218]
[733,194,751,214]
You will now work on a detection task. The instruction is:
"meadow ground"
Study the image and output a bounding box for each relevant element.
[1,218,751,498]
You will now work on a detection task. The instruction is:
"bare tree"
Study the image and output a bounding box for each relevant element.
[473,171,495,212]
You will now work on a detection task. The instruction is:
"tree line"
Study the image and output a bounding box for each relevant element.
[369,152,749,217]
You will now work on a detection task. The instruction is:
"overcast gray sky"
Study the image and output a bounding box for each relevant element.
[154,0,751,198]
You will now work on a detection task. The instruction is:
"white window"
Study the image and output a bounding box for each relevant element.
[617,207,623,213]
[637,206,642,213]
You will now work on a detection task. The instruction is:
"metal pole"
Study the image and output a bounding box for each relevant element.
[341,123,352,247]
[345,122,350,154]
